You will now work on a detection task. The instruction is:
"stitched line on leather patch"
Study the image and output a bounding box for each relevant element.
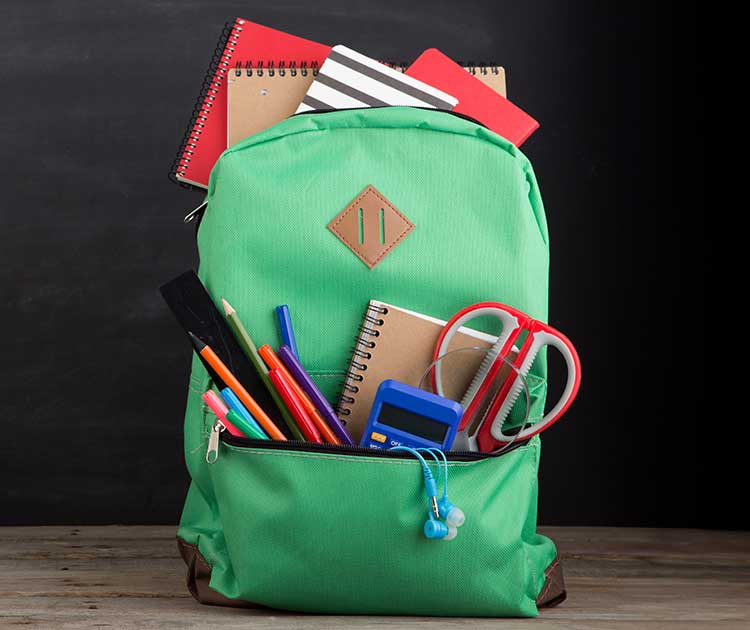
[328,184,415,269]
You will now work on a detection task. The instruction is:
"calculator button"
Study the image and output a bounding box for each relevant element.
[370,431,387,443]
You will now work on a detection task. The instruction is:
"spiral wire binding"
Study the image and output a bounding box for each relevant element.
[172,39,322,189]
[383,60,501,74]
[169,19,243,188]
[233,59,320,78]
[336,303,389,415]
[463,61,501,75]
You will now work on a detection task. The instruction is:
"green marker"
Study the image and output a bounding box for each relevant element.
[221,298,305,441]
[226,409,268,441]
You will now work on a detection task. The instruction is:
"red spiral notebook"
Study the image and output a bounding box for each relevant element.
[170,18,331,189]
[406,48,539,147]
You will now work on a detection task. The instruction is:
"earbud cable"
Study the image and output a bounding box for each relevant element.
[425,448,449,499]
[390,445,440,521]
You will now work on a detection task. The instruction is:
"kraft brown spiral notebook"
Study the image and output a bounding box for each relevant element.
[227,64,507,147]
[227,66,317,146]
[336,300,498,442]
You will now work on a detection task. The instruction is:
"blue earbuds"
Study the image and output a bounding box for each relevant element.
[390,446,465,541]
[424,518,456,541]
[438,496,466,528]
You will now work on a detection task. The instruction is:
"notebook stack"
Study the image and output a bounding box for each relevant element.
[170,16,538,190]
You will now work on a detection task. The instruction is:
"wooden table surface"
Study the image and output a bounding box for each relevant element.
[0,526,748,629]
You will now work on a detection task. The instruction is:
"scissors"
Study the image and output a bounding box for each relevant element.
[432,302,581,452]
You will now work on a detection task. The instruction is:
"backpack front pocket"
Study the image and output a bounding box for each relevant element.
[194,436,555,617]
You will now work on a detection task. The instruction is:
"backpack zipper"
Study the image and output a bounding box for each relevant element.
[183,199,207,224]
[183,107,489,226]
[292,105,488,128]
[206,420,226,463]
[212,429,528,463]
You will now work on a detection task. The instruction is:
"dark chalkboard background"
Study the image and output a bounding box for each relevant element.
[1,1,716,526]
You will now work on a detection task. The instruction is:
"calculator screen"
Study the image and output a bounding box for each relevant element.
[378,403,449,443]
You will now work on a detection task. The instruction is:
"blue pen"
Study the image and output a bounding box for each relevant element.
[220,388,268,439]
[275,305,299,359]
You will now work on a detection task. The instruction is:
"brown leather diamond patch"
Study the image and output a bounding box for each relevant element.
[328,185,415,269]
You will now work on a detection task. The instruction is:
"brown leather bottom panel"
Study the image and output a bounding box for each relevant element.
[177,538,257,608]
[536,555,567,608]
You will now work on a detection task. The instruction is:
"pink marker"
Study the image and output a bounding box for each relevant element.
[202,390,243,437]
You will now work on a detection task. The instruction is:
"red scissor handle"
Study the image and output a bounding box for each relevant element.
[433,302,581,450]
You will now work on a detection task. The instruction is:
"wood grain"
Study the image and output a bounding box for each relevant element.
[0,527,748,628]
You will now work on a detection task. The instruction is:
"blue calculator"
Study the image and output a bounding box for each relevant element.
[360,380,464,450]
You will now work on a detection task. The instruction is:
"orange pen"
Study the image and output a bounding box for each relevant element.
[258,344,341,445]
[268,369,322,443]
[189,332,287,441]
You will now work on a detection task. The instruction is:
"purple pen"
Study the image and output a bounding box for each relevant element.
[277,345,355,446]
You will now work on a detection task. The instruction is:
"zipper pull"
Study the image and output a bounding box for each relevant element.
[184,199,207,224]
[206,420,225,464]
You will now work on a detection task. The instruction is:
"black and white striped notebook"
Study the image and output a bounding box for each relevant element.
[295,45,458,114]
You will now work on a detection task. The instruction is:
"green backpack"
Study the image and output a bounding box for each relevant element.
[176,106,565,616]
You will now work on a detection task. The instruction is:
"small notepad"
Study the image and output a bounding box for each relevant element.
[337,300,497,442]
[406,48,538,146]
[296,45,458,114]
[227,68,316,147]
[470,66,507,98]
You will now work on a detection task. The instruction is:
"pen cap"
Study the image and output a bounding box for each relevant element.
[275,304,299,358]
[202,390,244,437]
[202,390,228,418]
[225,409,267,440]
